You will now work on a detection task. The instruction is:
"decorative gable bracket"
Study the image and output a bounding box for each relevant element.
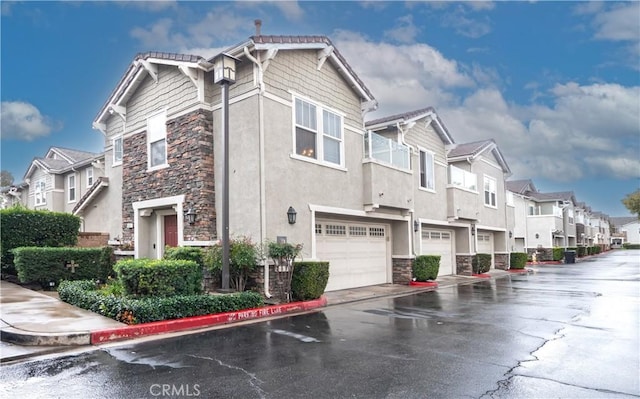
[261,48,279,73]
[178,65,198,87]
[317,46,334,70]
[108,104,126,122]
[135,59,159,83]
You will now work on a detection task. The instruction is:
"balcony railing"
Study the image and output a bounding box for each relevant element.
[448,165,477,191]
[364,131,410,170]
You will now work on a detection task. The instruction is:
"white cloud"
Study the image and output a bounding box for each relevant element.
[441,5,492,38]
[467,1,495,11]
[592,2,640,42]
[116,1,178,12]
[272,1,304,21]
[384,15,420,44]
[0,101,58,141]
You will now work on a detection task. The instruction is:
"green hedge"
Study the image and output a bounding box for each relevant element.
[413,255,440,281]
[114,259,203,297]
[509,252,528,269]
[623,243,640,249]
[577,246,587,257]
[163,246,205,267]
[291,261,329,301]
[472,253,492,274]
[58,280,263,325]
[552,247,564,261]
[12,246,114,287]
[1,208,80,276]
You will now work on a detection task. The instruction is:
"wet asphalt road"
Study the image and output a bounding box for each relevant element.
[1,250,638,399]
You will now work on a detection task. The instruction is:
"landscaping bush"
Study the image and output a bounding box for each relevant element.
[509,252,528,269]
[577,246,587,257]
[1,207,80,276]
[472,253,492,274]
[58,280,263,325]
[291,261,329,301]
[12,246,114,287]
[205,236,259,292]
[594,246,602,254]
[412,255,440,281]
[268,241,303,303]
[552,247,564,261]
[114,258,203,297]
[623,243,640,249]
[164,246,205,267]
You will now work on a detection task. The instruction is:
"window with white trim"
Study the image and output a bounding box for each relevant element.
[113,136,123,166]
[68,174,76,202]
[483,176,497,207]
[568,209,574,224]
[87,167,94,187]
[34,179,46,206]
[294,97,343,166]
[147,111,167,169]
[419,150,435,190]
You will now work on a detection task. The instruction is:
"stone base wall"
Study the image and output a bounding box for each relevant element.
[494,253,509,270]
[527,247,554,261]
[456,255,473,276]
[77,232,109,248]
[392,257,414,284]
[248,264,278,297]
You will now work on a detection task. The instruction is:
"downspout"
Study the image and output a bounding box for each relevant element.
[244,46,271,298]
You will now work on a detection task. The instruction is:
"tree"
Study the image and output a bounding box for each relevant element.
[621,190,640,218]
[0,170,14,187]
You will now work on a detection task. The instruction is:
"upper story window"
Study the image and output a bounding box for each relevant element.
[86,167,94,187]
[68,174,76,202]
[113,136,123,166]
[419,150,435,191]
[506,191,514,206]
[35,179,46,206]
[568,209,574,224]
[484,175,497,207]
[294,97,343,167]
[147,111,167,169]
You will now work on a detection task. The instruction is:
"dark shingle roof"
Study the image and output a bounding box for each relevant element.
[51,147,101,164]
[448,140,494,158]
[364,107,454,145]
[610,216,638,226]
[527,191,575,202]
[506,179,536,195]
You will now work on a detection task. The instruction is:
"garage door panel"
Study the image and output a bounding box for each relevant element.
[421,229,454,276]
[317,221,389,292]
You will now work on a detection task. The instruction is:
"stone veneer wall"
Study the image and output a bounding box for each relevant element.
[392,257,414,284]
[122,109,215,243]
[456,255,473,276]
[77,232,109,248]
[494,253,509,270]
[249,264,279,297]
[527,247,553,261]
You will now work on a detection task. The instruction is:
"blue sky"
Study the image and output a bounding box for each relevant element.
[1,1,638,217]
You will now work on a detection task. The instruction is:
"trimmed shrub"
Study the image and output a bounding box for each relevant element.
[114,258,203,297]
[509,252,528,269]
[1,207,80,276]
[623,243,640,249]
[552,247,564,261]
[205,236,259,292]
[164,246,205,267]
[594,246,602,254]
[12,246,114,287]
[291,261,329,301]
[58,280,263,325]
[413,255,440,281]
[577,246,587,257]
[472,253,492,274]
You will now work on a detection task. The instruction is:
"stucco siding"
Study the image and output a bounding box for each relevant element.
[473,153,507,229]
[405,122,447,164]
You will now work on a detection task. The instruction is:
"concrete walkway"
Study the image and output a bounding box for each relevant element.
[0,270,511,362]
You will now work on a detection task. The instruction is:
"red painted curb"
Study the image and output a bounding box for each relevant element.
[409,281,438,287]
[472,273,491,278]
[91,296,327,344]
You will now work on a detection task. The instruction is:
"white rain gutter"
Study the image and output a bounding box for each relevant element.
[244,46,271,298]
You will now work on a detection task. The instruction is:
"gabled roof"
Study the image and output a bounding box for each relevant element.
[73,177,109,215]
[364,107,454,145]
[447,139,511,175]
[94,35,377,130]
[610,216,638,226]
[526,191,576,204]
[24,147,103,180]
[506,179,537,195]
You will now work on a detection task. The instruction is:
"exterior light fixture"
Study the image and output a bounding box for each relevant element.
[212,52,239,292]
[185,207,197,225]
[287,206,297,225]
[509,231,513,238]
[471,223,476,236]
[535,233,540,239]
[414,220,419,232]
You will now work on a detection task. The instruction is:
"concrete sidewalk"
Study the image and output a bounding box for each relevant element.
[0,270,510,362]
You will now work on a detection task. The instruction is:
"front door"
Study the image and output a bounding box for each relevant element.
[164,215,178,248]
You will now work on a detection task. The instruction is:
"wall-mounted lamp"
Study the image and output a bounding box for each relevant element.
[287,206,297,225]
[184,207,197,225]
[535,233,540,239]
[414,220,419,232]
[471,223,476,236]
[509,231,513,238]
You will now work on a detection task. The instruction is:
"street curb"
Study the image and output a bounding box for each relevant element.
[1,326,91,347]
[91,296,327,344]
[472,273,491,278]
[409,281,438,287]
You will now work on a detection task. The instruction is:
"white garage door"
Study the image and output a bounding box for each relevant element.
[316,220,390,292]
[421,229,454,276]
[477,232,494,268]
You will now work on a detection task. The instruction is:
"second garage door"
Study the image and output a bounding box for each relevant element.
[421,229,454,276]
[316,220,390,292]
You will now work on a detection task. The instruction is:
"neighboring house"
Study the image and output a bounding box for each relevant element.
[22,147,105,231]
[590,212,611,248]
[610,216,640,245]
[0,182,28,209]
